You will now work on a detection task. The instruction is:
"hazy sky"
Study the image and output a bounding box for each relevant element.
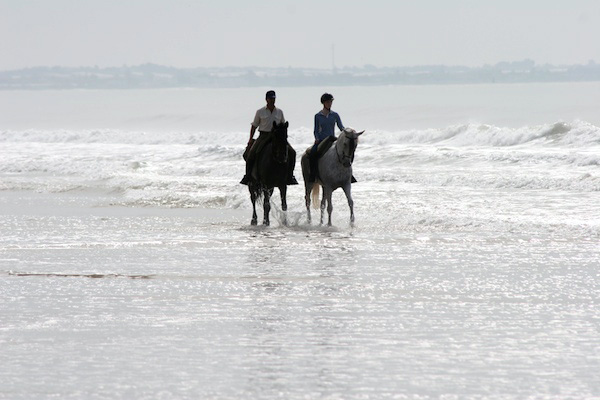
[1,0,599,70]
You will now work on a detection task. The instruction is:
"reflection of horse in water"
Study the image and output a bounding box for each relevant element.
[247,121,292,226]
[302,128,364,226]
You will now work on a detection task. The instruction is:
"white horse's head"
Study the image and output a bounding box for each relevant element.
[337,128,364,167]
[342,127,364,140]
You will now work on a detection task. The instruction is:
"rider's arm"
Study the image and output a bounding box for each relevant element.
[249,110,260,143]
[336,113,345,131]
[249,125,257,144]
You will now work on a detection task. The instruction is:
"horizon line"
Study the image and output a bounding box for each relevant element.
[2,59,599,73]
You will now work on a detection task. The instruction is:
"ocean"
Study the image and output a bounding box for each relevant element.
[1,83,599,399]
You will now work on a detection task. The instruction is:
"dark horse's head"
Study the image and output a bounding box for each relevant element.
[271,121,289,164]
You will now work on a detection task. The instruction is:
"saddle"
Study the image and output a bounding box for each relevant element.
[243,135,274,181]
[303,135,337,158]
[304,136,337,180]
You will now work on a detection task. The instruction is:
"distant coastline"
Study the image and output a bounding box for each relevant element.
[2,59,599,90]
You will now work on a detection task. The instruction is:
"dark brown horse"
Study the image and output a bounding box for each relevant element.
[248,121,292,226]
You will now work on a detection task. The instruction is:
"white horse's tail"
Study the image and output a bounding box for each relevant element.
[311,183,320,209]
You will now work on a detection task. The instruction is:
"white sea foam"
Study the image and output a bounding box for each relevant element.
[1,120,599,202]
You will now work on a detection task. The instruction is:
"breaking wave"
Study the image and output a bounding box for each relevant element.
[365,120,600,147]
[1,120,599,148]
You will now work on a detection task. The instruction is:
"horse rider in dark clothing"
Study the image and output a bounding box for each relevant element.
[240,90,298,185]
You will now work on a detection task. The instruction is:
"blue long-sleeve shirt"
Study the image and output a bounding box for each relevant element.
[314,110,344,141]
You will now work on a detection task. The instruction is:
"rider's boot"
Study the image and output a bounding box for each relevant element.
[240,159,254,185]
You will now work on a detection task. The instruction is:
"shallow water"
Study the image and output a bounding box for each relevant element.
[1,84,600,398]
[1,191,599,399]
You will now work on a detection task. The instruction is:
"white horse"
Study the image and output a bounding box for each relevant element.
[301,128,364,226]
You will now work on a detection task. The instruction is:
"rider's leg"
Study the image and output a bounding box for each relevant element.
[240,141,258,184]
[287,144,298,185]
[309,142,319,182]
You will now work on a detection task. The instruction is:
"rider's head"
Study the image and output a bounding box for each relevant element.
[265,90,276,107]
[321,93,334,109]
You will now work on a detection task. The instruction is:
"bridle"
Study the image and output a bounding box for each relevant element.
[336,133,356,167]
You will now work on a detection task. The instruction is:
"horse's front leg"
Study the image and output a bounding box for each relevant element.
[342,183,354,226]
[250,187,258,225]
[263,189,272,226]
[279,185,288,226]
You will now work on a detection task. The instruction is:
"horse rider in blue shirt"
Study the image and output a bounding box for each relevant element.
[240,90,298,185]
[309,93,356,183]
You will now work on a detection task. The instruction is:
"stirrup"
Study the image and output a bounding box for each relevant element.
[288,176,299,185]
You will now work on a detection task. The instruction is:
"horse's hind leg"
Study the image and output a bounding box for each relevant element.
[320,187,332,226]
[305,183,312,223]
[320,189,326,225]
[301,155,313,224]
[342,183,354,226]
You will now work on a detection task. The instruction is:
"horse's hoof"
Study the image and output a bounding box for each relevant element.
[263,221,270,226]
[251,219,257,226]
